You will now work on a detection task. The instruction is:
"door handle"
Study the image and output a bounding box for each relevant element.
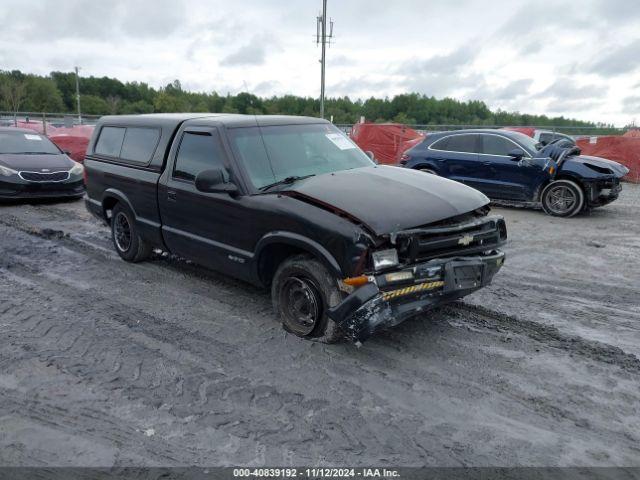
[167,190,177,202]
[482,161,492,166]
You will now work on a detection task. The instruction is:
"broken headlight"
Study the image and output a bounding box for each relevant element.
[372,248,399,271]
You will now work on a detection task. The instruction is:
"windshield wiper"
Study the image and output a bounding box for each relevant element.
[259,174,315,192]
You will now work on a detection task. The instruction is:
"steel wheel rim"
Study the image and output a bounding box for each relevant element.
[547,185,577,214]
[113,212,132,252]
[281,276,322,335]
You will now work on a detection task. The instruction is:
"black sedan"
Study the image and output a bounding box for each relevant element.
[0,127,85,200]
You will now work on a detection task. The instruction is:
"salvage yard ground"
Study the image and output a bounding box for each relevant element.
[0,185,639,466]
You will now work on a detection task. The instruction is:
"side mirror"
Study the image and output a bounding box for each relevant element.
[365,150,378,164]
[195,168,238,195]
[508,148,525,161]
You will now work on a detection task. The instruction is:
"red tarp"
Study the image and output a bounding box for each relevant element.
[7,123,94,163]
[350,123,425,165]
[502,126,536,137]
[576,136,640,183]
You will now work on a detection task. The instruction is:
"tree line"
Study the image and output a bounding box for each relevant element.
[0,69,616,130]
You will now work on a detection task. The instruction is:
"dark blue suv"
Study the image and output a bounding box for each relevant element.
[400,129,629,217]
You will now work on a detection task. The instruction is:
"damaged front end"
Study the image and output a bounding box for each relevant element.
[328,215,507,342]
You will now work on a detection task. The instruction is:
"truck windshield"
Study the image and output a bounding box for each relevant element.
[0,131,61,155]
[227,123,374,190]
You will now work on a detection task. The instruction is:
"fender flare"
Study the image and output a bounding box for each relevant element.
[410,161,439,173]
[102,188,137,221]
[253,231,343,280]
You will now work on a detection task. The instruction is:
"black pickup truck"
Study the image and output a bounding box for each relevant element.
[85,114,507,342]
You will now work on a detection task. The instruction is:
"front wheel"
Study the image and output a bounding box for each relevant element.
[540,179,585,217]
[271,254,344,343]
[419,167,438,175]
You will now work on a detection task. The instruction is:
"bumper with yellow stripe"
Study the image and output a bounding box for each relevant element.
[328,251,505,342]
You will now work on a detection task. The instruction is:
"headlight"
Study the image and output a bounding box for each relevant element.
[0,165,18,177]
[372,248,399,271]
[69,162,84,175]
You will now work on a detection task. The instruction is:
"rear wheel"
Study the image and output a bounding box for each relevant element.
[541,179,585,217]
[111,204,152,262]
[419,167,437,175]
[271,254,344,343]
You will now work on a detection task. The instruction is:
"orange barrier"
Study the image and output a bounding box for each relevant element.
[576,136,640,183]
[351,123,425,165]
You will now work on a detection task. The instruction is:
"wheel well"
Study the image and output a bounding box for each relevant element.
[257,243,309,287]
[412,163,433,171]
[542,175,586,197]
[102,196,119,224]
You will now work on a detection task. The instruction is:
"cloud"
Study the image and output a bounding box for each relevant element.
[488,79,534,101]
[0,0,636,125]
[584,40,640,76]
[535,78,607,100]
[0,0,185,40]
[623,95,640,114]
[400,45,477,76]
[220,35,276,67]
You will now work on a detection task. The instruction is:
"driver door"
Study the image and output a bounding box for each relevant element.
[476,134,542,200]
[158,126,251,276]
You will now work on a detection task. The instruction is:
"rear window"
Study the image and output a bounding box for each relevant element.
[432,134,477,153]
[121,128,160,163]
[94,126,159,164]
[95,127,125,157]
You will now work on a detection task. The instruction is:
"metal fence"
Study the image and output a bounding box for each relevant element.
[0,112,629,139]
[335,124,628,137]
[0,111,101,132]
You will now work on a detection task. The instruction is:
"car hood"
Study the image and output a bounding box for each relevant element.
[567,155,629,177]
[0,153,73,172]
[281,165,489,236]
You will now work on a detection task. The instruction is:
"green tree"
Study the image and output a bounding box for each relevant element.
[23,76,64,112]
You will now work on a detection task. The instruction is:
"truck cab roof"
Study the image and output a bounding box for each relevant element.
[96,113,329,130]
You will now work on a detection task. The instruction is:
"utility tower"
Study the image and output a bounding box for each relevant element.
[75,66,82,124]
[316,0,334,119]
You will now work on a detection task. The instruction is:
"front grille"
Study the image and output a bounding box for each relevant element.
[19,171,70,182]
[393,215,507,263]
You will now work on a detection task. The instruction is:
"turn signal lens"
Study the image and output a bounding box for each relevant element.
[549,166,555,175]
[384,271,414,283]
[343,275,371,287]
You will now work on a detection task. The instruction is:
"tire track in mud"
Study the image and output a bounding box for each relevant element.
[3,211,639,374]
[446,303,640,375]
[3,207,640,465]
[0,263,443,465]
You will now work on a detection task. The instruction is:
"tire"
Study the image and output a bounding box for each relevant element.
[271,254,345,343]
[540,179,585,217]
[110,203,152,262]
[419,167,437,175]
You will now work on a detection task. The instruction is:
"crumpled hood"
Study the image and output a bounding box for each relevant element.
[566,155,629,178]
[282,165,489,236]
[0,153,73,172]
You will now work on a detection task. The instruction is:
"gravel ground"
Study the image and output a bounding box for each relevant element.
[0,185,639,467]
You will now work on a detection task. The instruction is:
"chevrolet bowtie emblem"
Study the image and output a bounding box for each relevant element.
[458,234,474,246]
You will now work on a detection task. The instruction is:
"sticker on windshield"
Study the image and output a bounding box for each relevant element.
[24,134,42,141]
[326,133,356,150]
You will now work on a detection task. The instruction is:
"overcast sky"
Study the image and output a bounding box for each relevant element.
[1,0,638,126]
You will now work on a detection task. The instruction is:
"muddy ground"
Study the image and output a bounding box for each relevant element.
[0,185,639,467]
